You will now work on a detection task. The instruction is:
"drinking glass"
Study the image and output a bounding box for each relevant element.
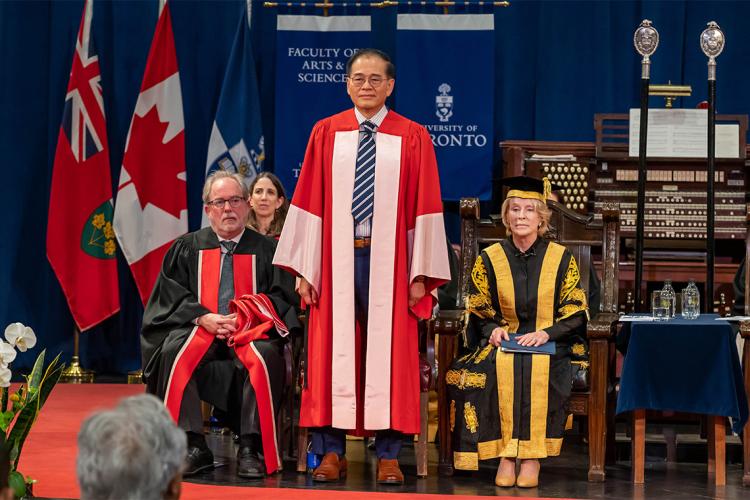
[651,291,669,321]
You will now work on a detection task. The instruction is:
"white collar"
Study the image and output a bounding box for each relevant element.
[216,228,244,246]
[354,106,388,128]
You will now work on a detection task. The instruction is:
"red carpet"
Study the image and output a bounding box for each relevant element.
[20,384,145,498]
[21,384,563,499]
[179,485,555,500]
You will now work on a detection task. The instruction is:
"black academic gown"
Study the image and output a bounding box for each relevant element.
[141,227,299,429]
[449,237,588,469]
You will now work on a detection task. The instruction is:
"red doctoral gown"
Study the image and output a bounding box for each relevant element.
[274,108,450,434]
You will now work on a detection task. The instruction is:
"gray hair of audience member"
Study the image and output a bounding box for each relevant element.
[77,394,187,500]
[201,170,249,204]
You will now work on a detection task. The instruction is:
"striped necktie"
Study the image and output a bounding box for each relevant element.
[352,120,376,224]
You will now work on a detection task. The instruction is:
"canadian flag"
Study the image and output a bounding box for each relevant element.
[113,1,187,305]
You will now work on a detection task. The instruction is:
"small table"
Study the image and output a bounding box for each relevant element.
[616,314,749,485]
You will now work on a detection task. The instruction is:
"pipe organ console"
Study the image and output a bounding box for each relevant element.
[593,162,745,240]
[591,113,748,241]
[500,112,749,312]
[526,159,590,212]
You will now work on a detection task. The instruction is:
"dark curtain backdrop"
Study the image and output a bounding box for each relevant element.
[2,0,749,373]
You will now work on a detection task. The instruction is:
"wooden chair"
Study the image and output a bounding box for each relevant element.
[742,323,750,487]
[198,337,299,468]
[278,334,302,464]
[434,197,621,482]
[739,207,750,487]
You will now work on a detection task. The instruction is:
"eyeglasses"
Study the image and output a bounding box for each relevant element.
[347,75,388,88]
[206,196,245,209]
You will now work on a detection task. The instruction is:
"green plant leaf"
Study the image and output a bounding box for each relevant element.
[7,352,64,470]
[35,354,63,410]
[0,409,14,432]
[9,442,18,465]
[25,349,46,395]
[8,470,25,498]
[12,369,63,469]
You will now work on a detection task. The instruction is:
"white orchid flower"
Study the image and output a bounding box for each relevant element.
[0,342,16,365]
[5,323,37,352]
[4,323,23,343]
[0,364,11,388]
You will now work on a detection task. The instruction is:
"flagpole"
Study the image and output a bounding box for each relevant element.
[60,327,95,383]
[633,20,659,311]
[700,22,724,313]
[128,368,144,384]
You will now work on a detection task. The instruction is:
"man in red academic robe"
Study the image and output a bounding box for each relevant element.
[274,49,451,484]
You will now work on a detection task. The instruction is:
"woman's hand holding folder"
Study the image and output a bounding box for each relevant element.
[516,330,550,347]
[489,327,510,347]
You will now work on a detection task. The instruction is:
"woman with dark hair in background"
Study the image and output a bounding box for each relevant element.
[247,172,289,237]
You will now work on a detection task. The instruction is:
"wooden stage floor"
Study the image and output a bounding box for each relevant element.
[22,383,748,499]
[191,433,747,499]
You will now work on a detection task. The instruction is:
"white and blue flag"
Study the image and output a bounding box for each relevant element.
[204,1,264,221]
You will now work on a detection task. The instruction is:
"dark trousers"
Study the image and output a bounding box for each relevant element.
[178,338,285,441]
[311,246,403,459]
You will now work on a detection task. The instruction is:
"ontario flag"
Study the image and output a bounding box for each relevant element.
[46,0,119,331]
[113,1,187,305]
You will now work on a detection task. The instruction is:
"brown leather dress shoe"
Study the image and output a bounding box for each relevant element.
[312,452,347,482]
[377,458,404,485]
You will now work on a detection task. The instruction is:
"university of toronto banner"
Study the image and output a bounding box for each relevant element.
[395,14,495,201]
[113,1,188,305]
[46,0,120,331]
[203,2,265,226]
[274,15,372,195]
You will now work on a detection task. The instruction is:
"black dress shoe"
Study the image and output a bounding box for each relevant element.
[237,446,265,478]
[184,445,214,476]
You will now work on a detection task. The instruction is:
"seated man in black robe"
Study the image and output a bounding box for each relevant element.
[141,171,300,478]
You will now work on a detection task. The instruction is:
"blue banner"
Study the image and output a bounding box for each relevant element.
[204,3,265,225]
[395,14,495,201]
[274,15,372,195]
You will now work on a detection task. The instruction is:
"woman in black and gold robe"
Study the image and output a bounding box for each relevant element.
[448,176,588,488]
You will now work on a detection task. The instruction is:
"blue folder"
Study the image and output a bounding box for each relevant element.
[500,333,556,355]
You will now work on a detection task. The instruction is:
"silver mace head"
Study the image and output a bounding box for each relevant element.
[634,19,659,58]
[634,20,659,78]
[701,21,724,80]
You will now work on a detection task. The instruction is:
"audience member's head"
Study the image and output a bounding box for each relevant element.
[202,170,251,240]
[247,172,289,236]
[77,394,186,500]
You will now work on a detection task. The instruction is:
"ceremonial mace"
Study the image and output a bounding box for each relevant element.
[633,20,659,311]
[700,22,724,314]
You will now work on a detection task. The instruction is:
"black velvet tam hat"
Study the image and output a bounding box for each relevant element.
[498,176,554,202]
